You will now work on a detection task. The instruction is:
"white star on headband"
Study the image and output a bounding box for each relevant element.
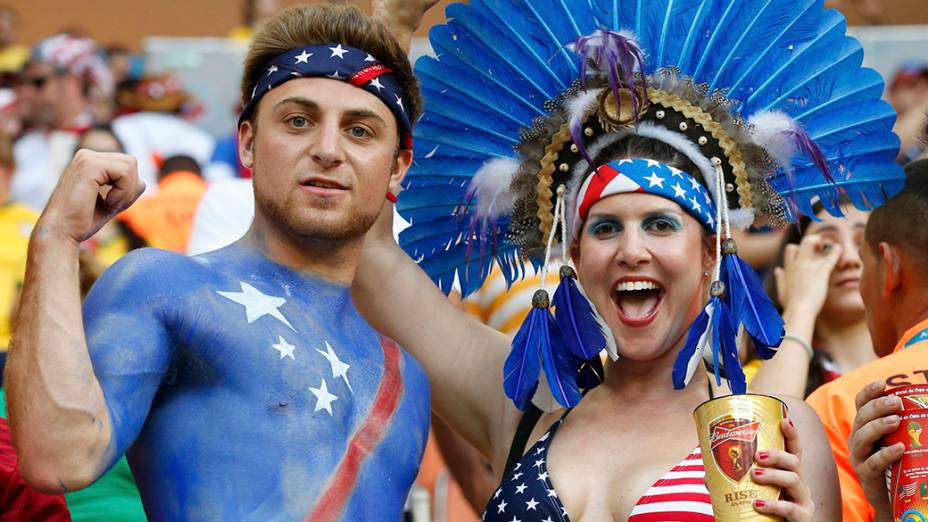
[689,177,701,190]
[395,93,404,111]
[689,195,702,213]
[644,171,665,188]
[330,44,349,59]
[266,65,278,76]
[671,182,687,198]
[369,77,385,92]
[364,53,376,62]
[294,50,312,64]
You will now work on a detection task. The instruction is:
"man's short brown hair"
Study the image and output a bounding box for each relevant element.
[866,159,928,268]
[241,4,421,129]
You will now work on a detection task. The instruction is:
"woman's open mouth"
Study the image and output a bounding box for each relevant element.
[613,279,665,327]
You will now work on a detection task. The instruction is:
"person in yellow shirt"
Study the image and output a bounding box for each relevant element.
[0,6,28,74]
[807,158,928,522]
[0,131,35,355]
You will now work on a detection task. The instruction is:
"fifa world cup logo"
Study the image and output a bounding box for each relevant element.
[909,421,923,449]
[729,446,743,472]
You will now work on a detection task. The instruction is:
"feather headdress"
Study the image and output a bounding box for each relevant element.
[399,0,904,407]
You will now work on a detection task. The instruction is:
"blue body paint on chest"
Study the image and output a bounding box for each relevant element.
[83,244,430,521]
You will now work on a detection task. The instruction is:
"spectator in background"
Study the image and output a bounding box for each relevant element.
[229,0,282,40]
[10,34,113,211]
[889,62,928,164]
[110,74,214,190]
[103,45,140,86]
[807,159,928,522]
[119,155,207,253]
[0,131,35,358]
[0,5,27,74]
[748,201,875,398]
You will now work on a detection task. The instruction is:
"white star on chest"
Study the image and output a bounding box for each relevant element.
[542,517,554,522]
[217,282,294,330]
[309,378,338,415]
[316,341,353,393]
[533,458,545,468]
[272,336,296,360]
[327,70,343,80]
[329,44,349,58]
[508,516,521,522]
[525,498,539,510]
[514,483,527,494]
[369,77,385,92]
[294,50,312,64]
[511,472,523,481]
[537,471,549,481]
[671,182,687,198]
[644,171,665,188]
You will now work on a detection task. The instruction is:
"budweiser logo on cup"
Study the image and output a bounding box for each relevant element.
[695,394,787,522]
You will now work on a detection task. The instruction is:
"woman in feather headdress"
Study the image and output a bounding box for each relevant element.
[359,0,905,520]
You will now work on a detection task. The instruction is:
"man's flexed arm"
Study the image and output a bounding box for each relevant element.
[5,150,146,493]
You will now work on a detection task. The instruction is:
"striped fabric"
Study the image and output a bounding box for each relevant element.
[463,264,549,336]
[628,448,714,521]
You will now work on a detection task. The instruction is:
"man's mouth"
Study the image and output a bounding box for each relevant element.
[301,178,347,190]
[613,279,665,327]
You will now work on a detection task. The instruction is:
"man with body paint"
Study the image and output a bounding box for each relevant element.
[4,5,433,520]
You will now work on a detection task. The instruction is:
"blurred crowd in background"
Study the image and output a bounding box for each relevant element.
[0,0,925,520]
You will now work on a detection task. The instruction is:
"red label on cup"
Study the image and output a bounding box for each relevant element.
[885,385,928,411]
[710,418,761,483]
[883,409,928,521]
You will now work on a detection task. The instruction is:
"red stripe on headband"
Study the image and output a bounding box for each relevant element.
[577,164,621,221]
[350,64,393,87]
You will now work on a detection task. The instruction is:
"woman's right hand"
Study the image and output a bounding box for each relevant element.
[773,233,843,316]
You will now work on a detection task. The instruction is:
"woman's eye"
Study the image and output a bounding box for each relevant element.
[645,218,680,233]
[289,116,307,128]
[349,126,369,138]
[590,221,620,236]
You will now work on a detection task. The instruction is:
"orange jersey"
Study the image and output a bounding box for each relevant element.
[806,317,928,522]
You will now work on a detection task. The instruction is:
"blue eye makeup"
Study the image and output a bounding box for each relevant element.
[587,217,623,237]
[642,213,683,233]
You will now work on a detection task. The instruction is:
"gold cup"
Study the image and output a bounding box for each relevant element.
[694,394,788,521]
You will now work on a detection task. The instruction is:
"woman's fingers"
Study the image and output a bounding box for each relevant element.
[750,417,813,521]
[753,497,810,521]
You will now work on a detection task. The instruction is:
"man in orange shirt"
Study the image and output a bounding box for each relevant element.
[807,158,928,522]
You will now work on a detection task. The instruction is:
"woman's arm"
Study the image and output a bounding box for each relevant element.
[353,203,517,460]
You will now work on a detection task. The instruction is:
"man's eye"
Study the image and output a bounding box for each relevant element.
[350,127,369,138]
[289,116,307,128]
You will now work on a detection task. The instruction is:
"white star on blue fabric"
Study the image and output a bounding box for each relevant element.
[645,159,662,168]
[369,77,385,92]
[218,282,294,330]
[364,53,376,62]
[294,50,312,64]
[395,93,404,111]
[533,459,545,468]
[526,498,539,510]
[309,378,338,415]
[511,472,523,481]
[671,182,687,198]
[272,335,296,360]
[327,70,342,80]
[508,516,521,522]
[266,65,278,76]
[689,177,702,190]
[497,500,507,513]
[645,171,666,188]
[329,44,349,59]
[514,483,527,494]
[316,341,353,393]
[689,195,703,213]
[537,471,548,481]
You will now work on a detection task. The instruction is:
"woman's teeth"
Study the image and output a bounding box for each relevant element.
[615,280,661,292]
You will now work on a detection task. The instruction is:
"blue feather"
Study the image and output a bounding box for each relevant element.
[504,298,549,410]
[718,307,747,394]
[673,300,712,389]
[654,0,704,68]
[552,268,608,360]
[721,253,783,358]
[577,356,605,390]
[538,318,582,408]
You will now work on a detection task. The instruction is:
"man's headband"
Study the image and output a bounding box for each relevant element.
[573,158,717,240]
[239,43,413,149]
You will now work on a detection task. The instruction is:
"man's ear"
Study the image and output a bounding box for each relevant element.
[389,147,413,193]
[239,121,255,168]
[879,241,903,299]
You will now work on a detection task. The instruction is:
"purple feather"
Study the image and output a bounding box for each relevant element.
[568,29,649,165]
[789,125,835,186]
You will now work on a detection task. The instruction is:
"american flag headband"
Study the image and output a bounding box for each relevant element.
[572,158,718,241]
[239,43,413,150]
